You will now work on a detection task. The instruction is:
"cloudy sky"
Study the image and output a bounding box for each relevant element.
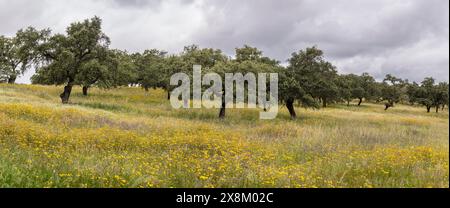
[1,0,448,83]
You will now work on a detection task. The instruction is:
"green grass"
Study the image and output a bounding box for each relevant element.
[0,83,448,188]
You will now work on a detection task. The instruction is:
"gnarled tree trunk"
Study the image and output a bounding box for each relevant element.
[82,86,89,96]
[322,97,327,108]
[286,98,296,119]
[385,102,394,111]
[60,84,73,104]
[358,98,363,106]
[385,104,390,111]
[60,78,74,104]
[7,75,16,84]
[219,91,226,119]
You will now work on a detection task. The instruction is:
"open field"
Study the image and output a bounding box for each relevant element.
[0,83,448,188]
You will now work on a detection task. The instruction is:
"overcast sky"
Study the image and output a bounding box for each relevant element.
[1,0,448,83]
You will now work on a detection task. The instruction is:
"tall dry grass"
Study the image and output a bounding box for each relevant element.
[0,84,448,187]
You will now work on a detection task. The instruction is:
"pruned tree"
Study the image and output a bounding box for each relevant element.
[0,27,48,83]
[336,74,356,106]
[133,49,167,92]
[106,50,139,89]
[381,74,404,110]
[436,82,449,111]
[287,46,337,109]
[210,59,278,118]
[358,73,379,105]
[203,45,281,119]
[336,73,377,106]
[278,46,335,118]
[279,70,318,119]
[410,78,449,113]
[406,82,421,105]
[76,49,136,96]
[163,55,188,100]
[33,16,110,103]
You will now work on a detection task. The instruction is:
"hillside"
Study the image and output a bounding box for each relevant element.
[0,83,448,188]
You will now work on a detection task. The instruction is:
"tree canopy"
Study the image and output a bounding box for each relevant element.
[32,16,110,103]
[2,16,448,117]
[0,27,48,83]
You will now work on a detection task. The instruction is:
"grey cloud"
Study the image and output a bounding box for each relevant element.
[0,0,447,83]
[110,0,166,9]
[0,1,46,35]
[197,0,449,82]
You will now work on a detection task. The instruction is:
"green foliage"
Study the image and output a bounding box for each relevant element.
[182,44,228,69]
[132,49,167,91]
[0,27,48,83]
[1,17,444,114]
[283,46,337,109]
[380,74,407,108]
[336,73,378,106]
[235,45,279,66]
[31,16,111,102]
[33,16,110,84]
[407,77,449,112]
[107,49,139,87]
[360,72,379,101]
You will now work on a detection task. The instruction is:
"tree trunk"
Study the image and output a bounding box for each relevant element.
[7,75,16,84]
[144,86,149,92]
[82,86,89,96]
[436,105,439,113]
[385,102,393,111]
[219,91,226,119]
[426,106,431,113]
[167,91,171,100]
[442,104,446,111]
[322,97,327,108]
[347,101,350,106]
[286,98,296,119]
[358,98,363,106]
[60,84,73,104]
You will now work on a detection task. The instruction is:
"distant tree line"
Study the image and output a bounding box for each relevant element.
[1,17,448,118]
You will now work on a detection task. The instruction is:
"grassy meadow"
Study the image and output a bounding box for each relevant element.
[0,83,448,188]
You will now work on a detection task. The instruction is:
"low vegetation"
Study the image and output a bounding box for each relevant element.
[1,16,448,188]
[0,84,448,188]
